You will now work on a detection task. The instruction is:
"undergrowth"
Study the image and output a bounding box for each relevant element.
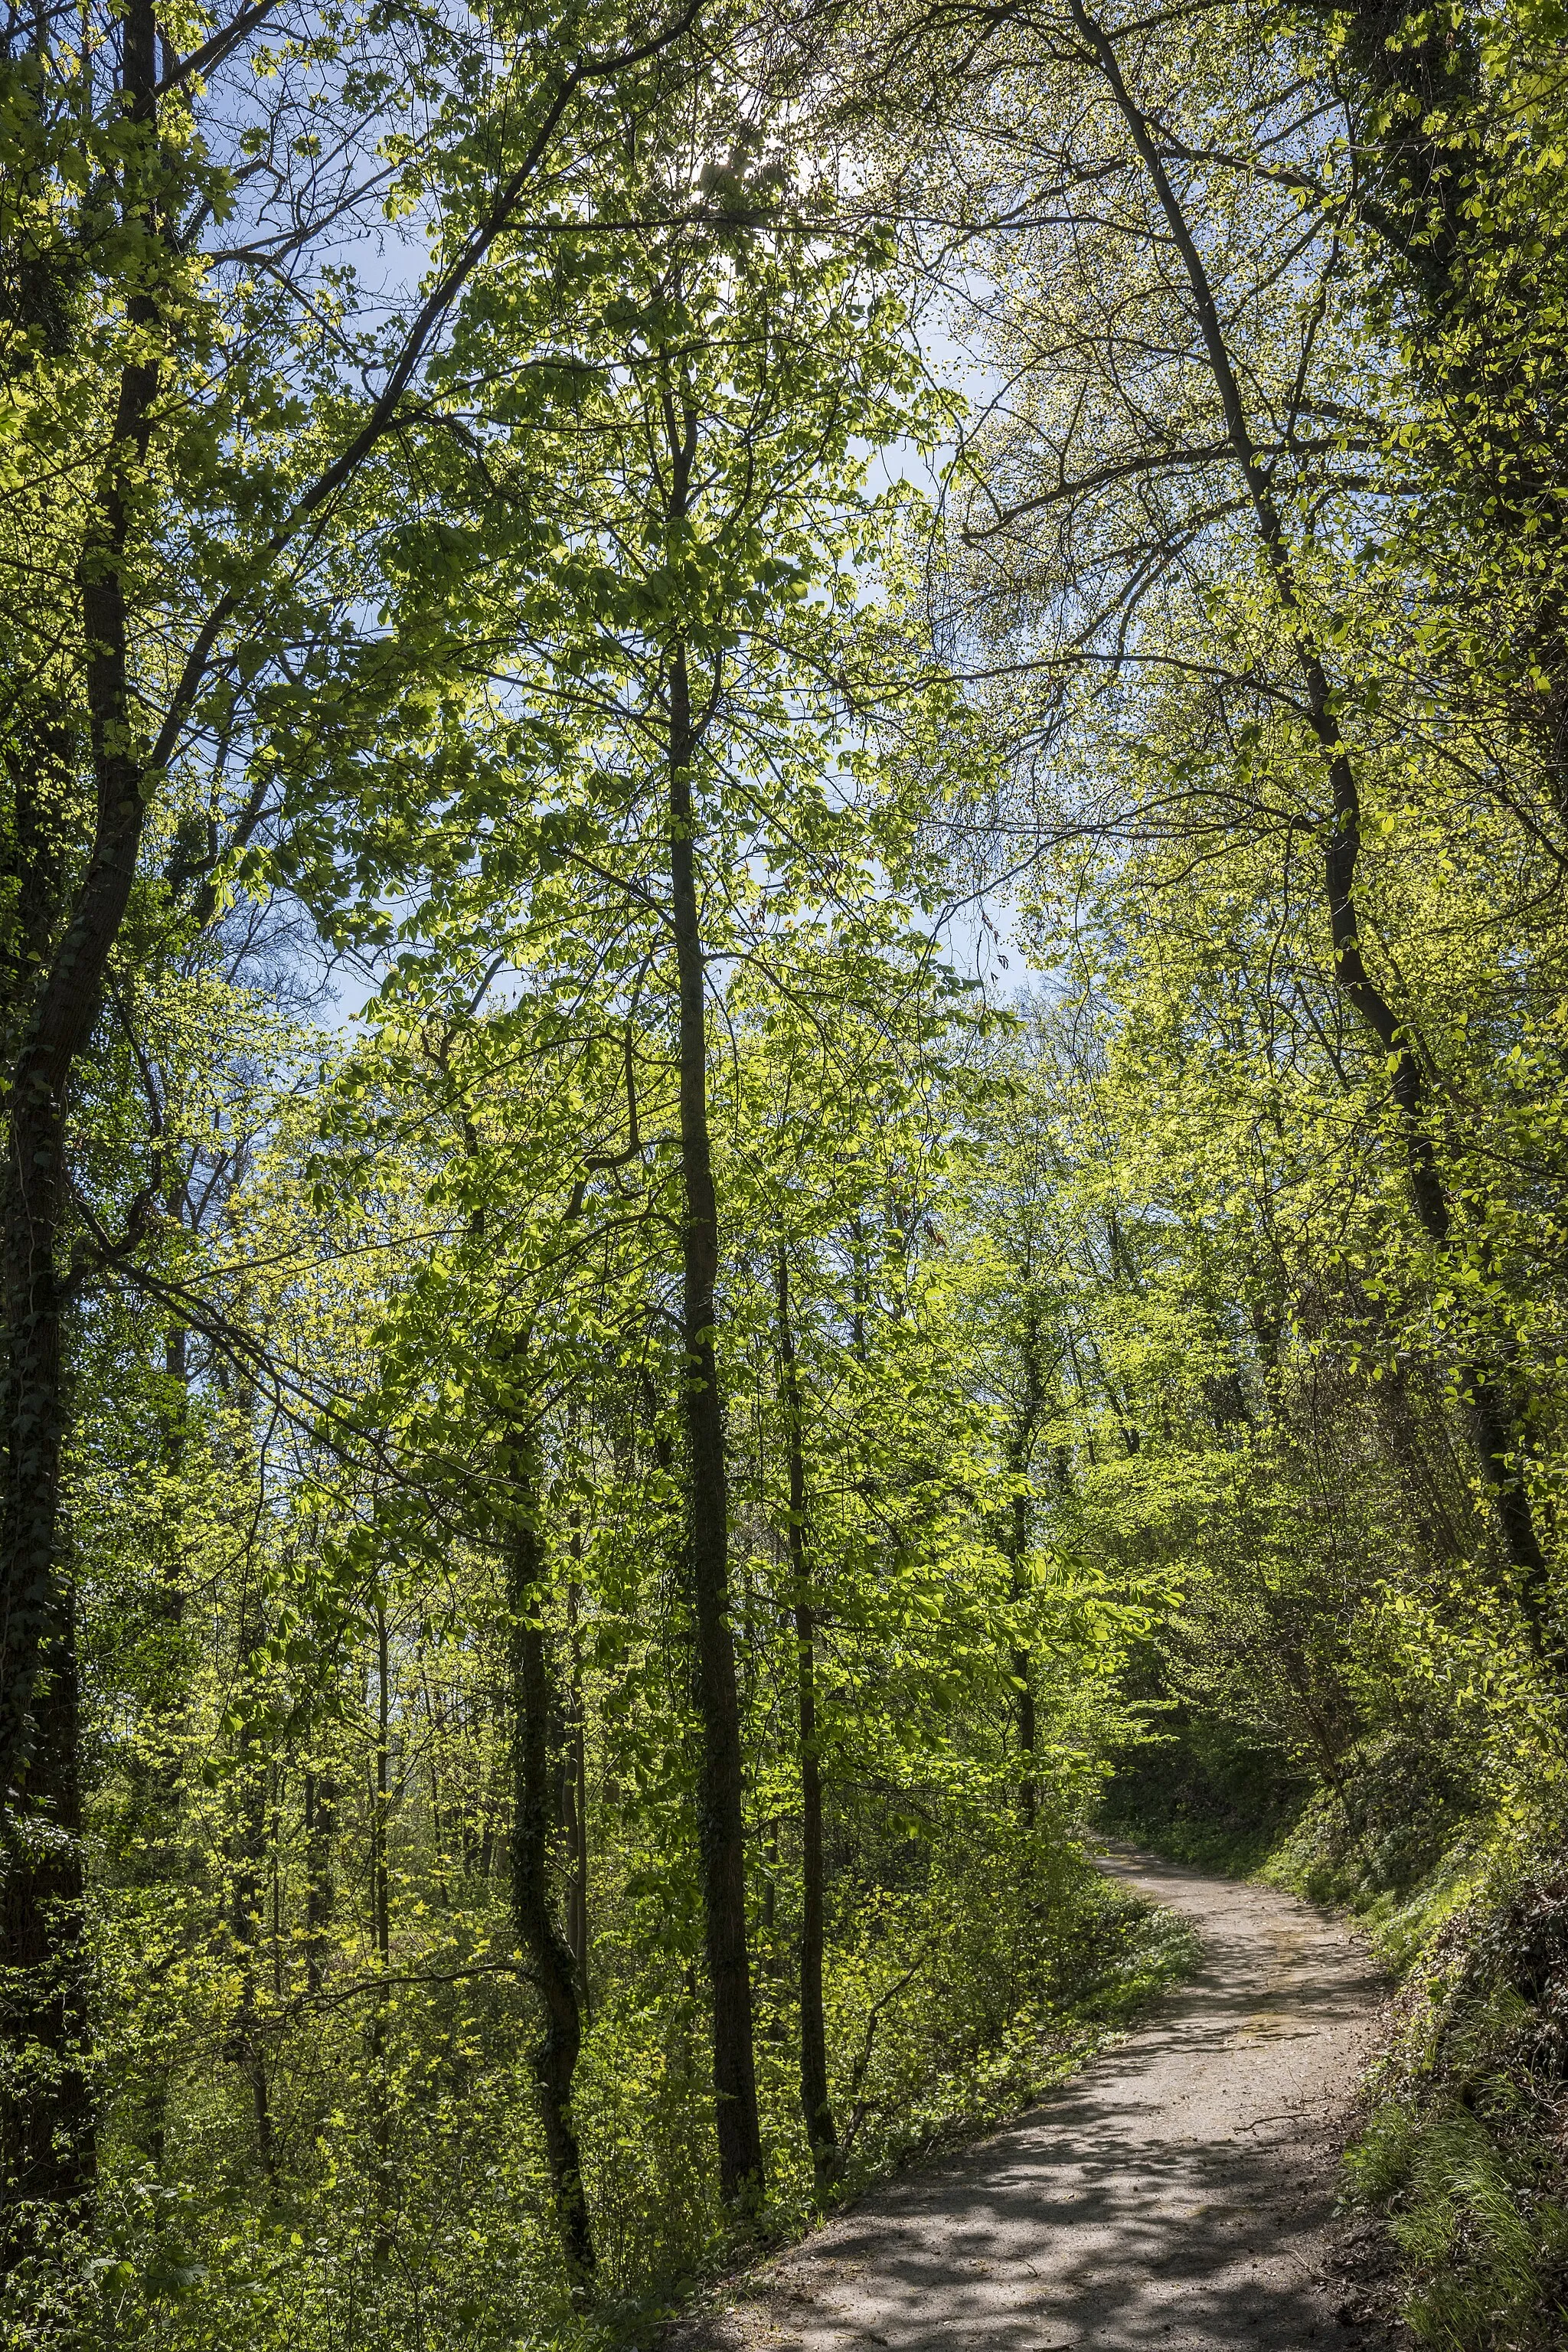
[38,1822,1194,2352]
[1268,1746,1568,2352]
[1097,1702,1305,1878]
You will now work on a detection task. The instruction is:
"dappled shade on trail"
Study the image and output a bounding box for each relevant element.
[675,1851,1383,2352]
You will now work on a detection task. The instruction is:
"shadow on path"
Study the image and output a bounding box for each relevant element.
[673,1848,1387,2352]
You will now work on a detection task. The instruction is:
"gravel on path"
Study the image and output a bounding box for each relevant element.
[668,1847,1388,2352]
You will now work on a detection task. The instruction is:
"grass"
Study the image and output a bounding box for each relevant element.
[1155,1756,1568,2352]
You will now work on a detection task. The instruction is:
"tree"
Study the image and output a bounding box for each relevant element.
[853,0,1566,1652]
[340,106,963,2197]
[0,0,715,2255]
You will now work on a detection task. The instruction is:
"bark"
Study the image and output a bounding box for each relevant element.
[0,0,164,1811]
[1006,1320,1043,1829]
[0,1593,92,2266]
[776,1249,838,2197]
[505,1441,595,2288]
[302,1770,335,1999]
[1075,0,1552,1652]
[848,1217,869,1362]
[368,1599,392,2256]
[158,1325,188,1624]
[1012,1592,1037,1826]
[563,1574,589,2003]
[761,1818,778,1938]
[372,1602,391,1981]
[662,375,763,2202]
[423,1670,450,1909]
[0,18,166,2219]
[227,1584,276,2180]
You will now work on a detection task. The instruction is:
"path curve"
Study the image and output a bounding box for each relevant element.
[677,1847,1387,2351]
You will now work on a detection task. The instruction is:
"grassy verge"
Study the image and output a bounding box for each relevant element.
[1264,1792,1568,2351]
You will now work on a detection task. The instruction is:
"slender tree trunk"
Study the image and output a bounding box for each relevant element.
[665,557,763,2196]
[303,1769,335,1998]
[1074,0,1553,1651]
[1008,1476,1037,1831]
[505,1432,595,2289]
[228,1582,276,2181]
[761,1818,778,1940]
[372,1608,391,1980]
[368,1599,393,2257]
[1006,1318,1043,1828]
[848,1217,869,1362]
[269,1771,284,1999]
[0,1592,93,2267]
[422,1667,450,1909]
[776,1248,837,2197]
[564,1572,589,2004]
[158,1324,188,1622]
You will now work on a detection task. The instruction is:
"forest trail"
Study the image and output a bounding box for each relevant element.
[673,1849,1387,2352]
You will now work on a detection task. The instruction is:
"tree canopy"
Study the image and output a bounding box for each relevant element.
[1,1,1566,2344]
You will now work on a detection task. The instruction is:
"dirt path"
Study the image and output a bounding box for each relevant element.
[674,1847,1388,2352]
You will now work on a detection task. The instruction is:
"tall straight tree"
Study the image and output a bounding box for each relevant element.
[347,95,964,2193]
[775,1243,835,2192]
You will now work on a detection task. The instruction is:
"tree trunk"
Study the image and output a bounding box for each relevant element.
[368,1599,393,2257]
[158,1324,189,1622]
[665,565,763,2197]
[228,1583,276,2181]
[0,0,165,1807]
[1006,1316,1043,1827]
[0,1592,93,2269]
[303,1770,335,1999]
[563,1573,589,2004]
[505,1434,595,2289]
[1008,1481,1037,1830]
[776,1248,837,2198]
[0,2,162,2250]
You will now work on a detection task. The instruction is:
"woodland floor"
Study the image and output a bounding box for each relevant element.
[667,1847,1391,2352]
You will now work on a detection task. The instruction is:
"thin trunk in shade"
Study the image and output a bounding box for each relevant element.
[366,1599,393,2259]
[564,1570,590,2004]
[0,1594,93,2267]
[776,1246,838,2196]
[303,1770,335,1998]
[228,1581,276,2182]
[1008,1319,1044,1828]
[506,1432,595,2288]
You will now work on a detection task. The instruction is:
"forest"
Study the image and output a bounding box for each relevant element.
[0,0,1565,2344]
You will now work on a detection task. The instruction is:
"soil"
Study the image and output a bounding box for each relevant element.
[665,1845,1391,2352]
